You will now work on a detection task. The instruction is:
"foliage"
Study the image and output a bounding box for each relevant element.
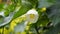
[0,0,60,34]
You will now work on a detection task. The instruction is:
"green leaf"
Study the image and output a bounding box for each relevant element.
[4,4,15,17]
[37,12,49,27]
[0,3,4,11]
[7,5,15,12]
[13,1,32,19]
[43,23,60,34]
[26,0,38,7]
[38,0,56,8]
[4,10,10,17]
[46,3,60,26]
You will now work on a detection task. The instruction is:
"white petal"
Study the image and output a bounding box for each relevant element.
[26,9,38,15]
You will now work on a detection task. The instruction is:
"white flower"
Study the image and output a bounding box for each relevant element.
[26,9,39,23]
